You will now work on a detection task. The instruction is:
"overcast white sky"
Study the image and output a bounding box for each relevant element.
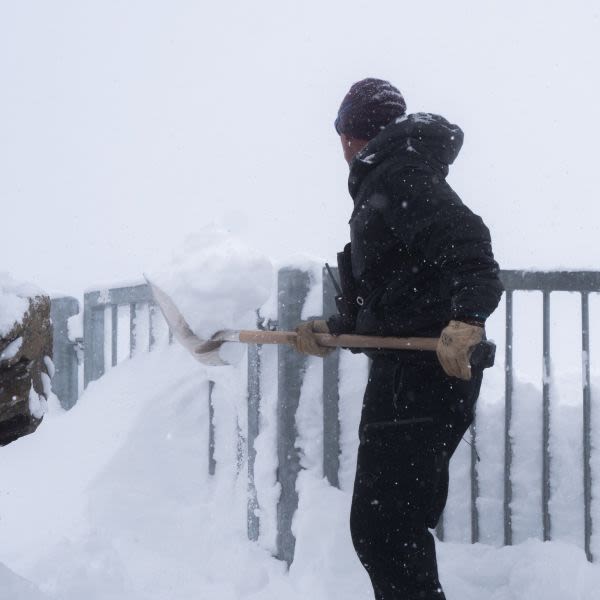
[1,0,599,296]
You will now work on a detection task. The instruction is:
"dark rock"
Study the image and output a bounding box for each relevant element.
[0,296,52,446]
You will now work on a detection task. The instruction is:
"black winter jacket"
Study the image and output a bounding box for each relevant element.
[327,113,503,342]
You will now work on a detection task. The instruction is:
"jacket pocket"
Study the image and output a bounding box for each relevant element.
[354,283,389,335]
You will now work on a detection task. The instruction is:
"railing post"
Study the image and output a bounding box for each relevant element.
[149,304,156,351]
[83,291,105,388]
[129,303,137,358]
[582,292,593,561]
[247,341,261,541]
[504,290,514,546]
[208,380,216,476]
[111,304,118,367]
[436,512,445,542]
[276,267,310,566]
[542,291,552,541]
[322,267,340,488]
[470,421,480,543]
[50,296,80,410]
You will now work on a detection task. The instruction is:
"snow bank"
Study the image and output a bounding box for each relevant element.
[0,272,43,337]
[0,346,256,599]
[2,347,599,600]
[2,242,600,599]
[439,539,600,600]
[0,562,50,600]
[149,226,273,340]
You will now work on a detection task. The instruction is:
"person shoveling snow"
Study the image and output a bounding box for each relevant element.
[292,78,504,600]
[147,79,503,600]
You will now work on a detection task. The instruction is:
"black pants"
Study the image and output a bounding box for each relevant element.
[350,357,483,600]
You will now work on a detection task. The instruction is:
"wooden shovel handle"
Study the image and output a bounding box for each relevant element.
[237,330,496,369]
[237,330,438,351]
[238,330,297,345]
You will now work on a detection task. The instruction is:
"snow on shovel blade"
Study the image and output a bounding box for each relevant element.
[144,275,231,366]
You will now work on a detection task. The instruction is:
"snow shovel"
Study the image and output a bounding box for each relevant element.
[145,276,496,369]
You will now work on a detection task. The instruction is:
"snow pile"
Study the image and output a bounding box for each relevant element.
[438,539,600,599]
[1,241,600,599]
[2,346,600,600]
[0,345,292,600]
[0,272,43,337]
[0,562,50,600]
[149,226,273,340]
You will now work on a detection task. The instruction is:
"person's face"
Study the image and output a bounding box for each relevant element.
[340,133,368,165]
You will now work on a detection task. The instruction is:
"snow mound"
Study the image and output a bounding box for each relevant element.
[0,347,599,599]
[2,251,600,599]
[0,562,50,600]
[0,272,43,337]
[439,539,600,600]
[149,227,273,340]
[0,344,282,600]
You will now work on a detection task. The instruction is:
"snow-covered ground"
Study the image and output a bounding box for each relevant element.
[0,563,50,600]
[0,336,599,599]
[0,227,597,600]
[1,229,599,599]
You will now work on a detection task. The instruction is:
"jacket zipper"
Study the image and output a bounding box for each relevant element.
[364,417,434,429]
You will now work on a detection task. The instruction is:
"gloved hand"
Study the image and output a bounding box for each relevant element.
[293,320,333,358]
[436,320,484,381]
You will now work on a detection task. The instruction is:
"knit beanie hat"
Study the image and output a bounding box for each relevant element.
[335,78,407,140]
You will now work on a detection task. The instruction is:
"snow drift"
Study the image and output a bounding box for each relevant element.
[1,234,599,598]
[149,227,273,339]
[0,562,50,600]
[1,346,600,600]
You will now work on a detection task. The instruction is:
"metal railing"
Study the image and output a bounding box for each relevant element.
[50,269,599,566]
[83,284,157,387]
[50,295,80,410]
[500,271,600,561]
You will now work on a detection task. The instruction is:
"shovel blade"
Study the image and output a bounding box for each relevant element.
[144,275,230,366]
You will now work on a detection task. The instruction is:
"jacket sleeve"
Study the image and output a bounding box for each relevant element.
[326,244,358,335]
[384,173,504,324]
[421,206,504,323]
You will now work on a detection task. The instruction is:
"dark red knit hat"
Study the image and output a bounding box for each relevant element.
[335,78,407,140]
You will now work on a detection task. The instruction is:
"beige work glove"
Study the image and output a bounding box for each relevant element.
[293,319,333,358]
[436,320,484,381]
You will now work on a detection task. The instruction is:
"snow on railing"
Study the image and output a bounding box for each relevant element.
[50,269,600,565]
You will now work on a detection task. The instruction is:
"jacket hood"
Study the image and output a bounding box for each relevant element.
[348,113,464,199]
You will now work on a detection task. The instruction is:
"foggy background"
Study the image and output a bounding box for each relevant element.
[1,0,599,297]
